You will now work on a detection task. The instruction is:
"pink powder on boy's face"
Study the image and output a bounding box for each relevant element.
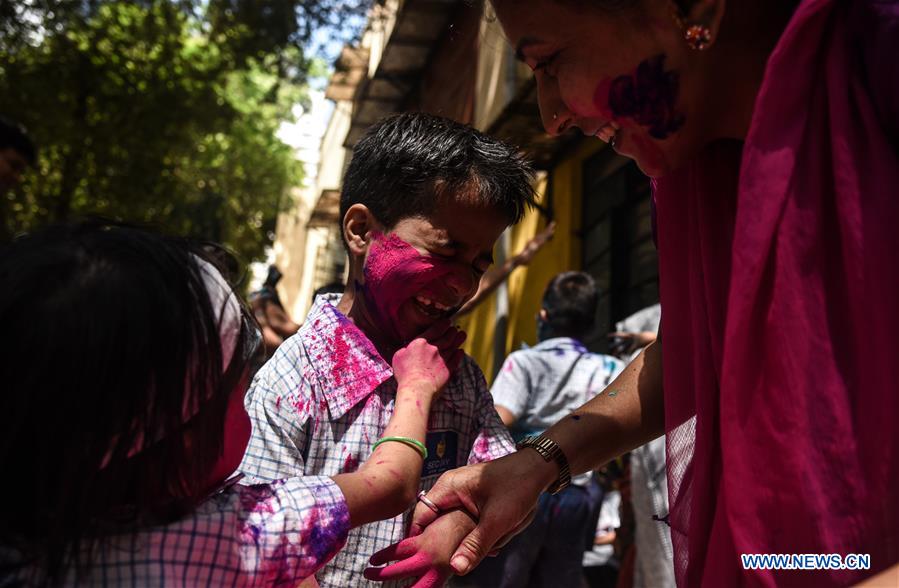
[361,233,467,344]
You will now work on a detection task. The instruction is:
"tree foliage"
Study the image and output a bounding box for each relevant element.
[0,0,369,262]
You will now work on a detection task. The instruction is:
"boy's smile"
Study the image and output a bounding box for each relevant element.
[343,196,509,352]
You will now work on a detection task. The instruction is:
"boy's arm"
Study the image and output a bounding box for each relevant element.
[239,350,313,482]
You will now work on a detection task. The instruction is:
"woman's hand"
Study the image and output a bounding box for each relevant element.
[406,450,557,576]
[364,509,476,587]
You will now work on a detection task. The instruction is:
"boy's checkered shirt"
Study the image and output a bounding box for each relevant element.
[3,477,350,587]
[239,294,515,588]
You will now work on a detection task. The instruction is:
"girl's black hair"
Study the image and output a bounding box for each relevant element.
[0,220,257,584]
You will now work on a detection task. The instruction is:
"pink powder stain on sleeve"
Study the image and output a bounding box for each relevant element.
[503,360,515,373]
[275,396,282,410]
[473,436,494,460]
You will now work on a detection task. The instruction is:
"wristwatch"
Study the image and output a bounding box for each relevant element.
[516,433,571,494]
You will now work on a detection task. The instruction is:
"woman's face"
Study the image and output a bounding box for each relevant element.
[493,0,708,177]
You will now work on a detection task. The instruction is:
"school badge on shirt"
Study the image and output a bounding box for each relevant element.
[422,431,458,477]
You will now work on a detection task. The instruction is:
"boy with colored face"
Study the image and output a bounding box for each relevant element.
[239,112,536,587]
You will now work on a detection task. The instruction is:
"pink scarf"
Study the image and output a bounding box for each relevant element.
[655,0,899,585]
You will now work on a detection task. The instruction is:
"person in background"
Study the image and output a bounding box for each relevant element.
[249,265,301,357]
[466,272,624,587]
[610,304,674,588]
[0,116,35,196]
[0,116,37,242]
[607,303,660,359]
[0,221,460,586]
[582,475,622,588]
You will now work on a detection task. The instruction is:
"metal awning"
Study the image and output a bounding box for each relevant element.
[325,46,369,102]
[344,0,461,147]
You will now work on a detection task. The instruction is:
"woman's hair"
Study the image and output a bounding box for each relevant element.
[0,221,257,583]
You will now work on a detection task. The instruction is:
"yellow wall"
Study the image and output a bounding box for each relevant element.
[460,140,604,384]
[457,288,499,377]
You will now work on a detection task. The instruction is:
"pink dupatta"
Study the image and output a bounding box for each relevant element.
[654,0,899,585]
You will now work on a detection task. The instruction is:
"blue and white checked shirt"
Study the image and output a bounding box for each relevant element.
[491,337,624,486]
[3,477,350,587]
[239,295,515,588]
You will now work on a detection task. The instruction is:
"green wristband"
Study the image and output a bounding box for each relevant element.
[372,436,428,459]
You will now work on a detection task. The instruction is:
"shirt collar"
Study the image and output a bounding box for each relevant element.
[532,337,589,353]
[300,295,394,418]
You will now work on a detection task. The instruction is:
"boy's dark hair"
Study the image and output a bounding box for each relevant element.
[340,112,536,237]
[0,220,257,583]
[0,116,37,165]
[541,271,599,339]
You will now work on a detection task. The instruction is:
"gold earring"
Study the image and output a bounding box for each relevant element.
[684,24,713,50]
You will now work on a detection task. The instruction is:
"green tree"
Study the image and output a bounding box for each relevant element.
[0,0,368,263]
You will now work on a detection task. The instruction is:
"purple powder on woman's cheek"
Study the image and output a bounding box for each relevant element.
[606,54,685,140]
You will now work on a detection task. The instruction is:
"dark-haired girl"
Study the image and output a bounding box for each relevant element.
[0,221,461,586]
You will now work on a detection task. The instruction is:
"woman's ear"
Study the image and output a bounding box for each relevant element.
[343,204,382,257]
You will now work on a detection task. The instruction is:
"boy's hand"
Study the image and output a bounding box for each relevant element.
[420,319,466,374]
[364,508,476,587]
[393,338,453,397]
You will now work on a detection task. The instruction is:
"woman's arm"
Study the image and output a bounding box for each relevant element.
[544,335,664,474]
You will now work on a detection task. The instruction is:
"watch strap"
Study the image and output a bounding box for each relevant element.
[517,433,571,494]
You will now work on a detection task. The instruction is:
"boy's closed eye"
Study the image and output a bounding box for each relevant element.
[428,244,492,277]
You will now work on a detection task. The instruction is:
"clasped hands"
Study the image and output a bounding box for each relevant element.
[363,449,554,587]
